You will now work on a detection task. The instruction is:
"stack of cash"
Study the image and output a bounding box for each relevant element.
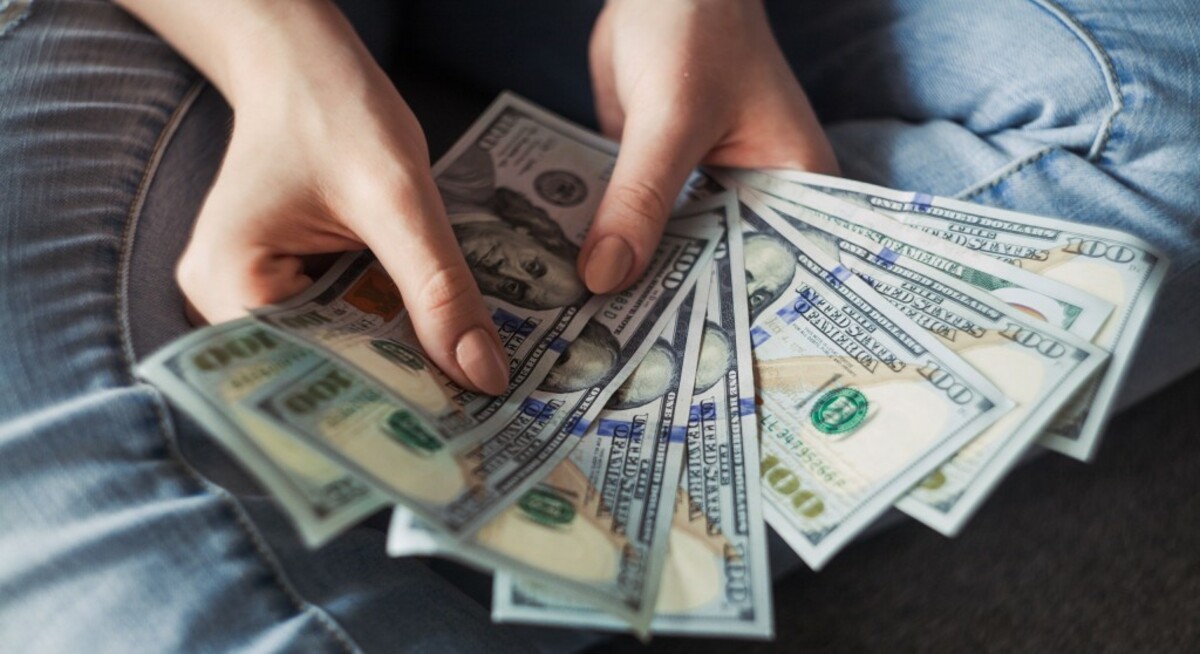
[138,93,1168,641]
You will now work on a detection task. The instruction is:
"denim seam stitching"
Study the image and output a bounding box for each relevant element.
[115,79,204,375]
[115,79,361,654]
[956,146,1055,201]
[955,1,1125,199]
[1028,0,1124,161]
[143,391,362,654]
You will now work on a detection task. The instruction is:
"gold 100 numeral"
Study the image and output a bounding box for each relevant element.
[760,454,825,518]
[1064,237,1137,263]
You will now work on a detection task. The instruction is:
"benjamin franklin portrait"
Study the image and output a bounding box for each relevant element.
[609,339,679,409]
[440,144,588,311]
[744,231,799,322]
[540,321,621,394]
[694,322,733,393]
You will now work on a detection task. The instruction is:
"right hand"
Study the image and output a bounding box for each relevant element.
[174,2,509,395]
[579,0,838,295]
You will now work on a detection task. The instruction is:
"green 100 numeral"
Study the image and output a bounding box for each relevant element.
[761,454,825,518]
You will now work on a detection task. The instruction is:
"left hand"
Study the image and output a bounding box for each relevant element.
[580,0,839,293]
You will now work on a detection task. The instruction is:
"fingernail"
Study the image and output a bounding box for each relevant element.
[456,327,509,395]
[584,235,634,294]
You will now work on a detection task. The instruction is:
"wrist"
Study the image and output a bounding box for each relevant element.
[219,1,378,111]
[115,0,380,112]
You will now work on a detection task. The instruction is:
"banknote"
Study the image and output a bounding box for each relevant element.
[387,199,738,625]
[724,170,1115,343]
[728,195,1010,569]
[762,171,1169,461]
[247,206,724,538]
[736,187,1108,535]
[392,275,708,635]
[254,92,649,442]
[493,203,774,638]
[136,320,386,547]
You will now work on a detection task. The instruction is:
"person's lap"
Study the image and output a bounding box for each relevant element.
[2,0,1196,651]
[400,0,1200,405]
[0,2,536,652]
[785,0,1200,404]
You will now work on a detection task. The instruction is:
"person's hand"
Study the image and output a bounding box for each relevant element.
[581,0,839,293]
[157,0,509,394]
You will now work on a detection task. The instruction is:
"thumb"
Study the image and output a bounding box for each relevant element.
[578,109,715,294]
[351,173,510,396]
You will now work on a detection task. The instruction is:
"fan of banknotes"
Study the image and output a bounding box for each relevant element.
[139,93,1168,640]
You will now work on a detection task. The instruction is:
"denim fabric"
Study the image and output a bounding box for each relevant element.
[0,2,533,652]
[778,0,1200,404]
[1,0,1197,652]
[401,0,1200,407]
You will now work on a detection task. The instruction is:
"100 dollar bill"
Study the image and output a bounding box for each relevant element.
[728,170,1115,343]
[388,199,737,632]
[734,197,1011,569]
[738,187,1107,535]
[254,92,652,443]
[771,171,1168,461]
[494,201,774,638]
[246,208,723,538]
[394,276,707,636]
[136,320,385,547]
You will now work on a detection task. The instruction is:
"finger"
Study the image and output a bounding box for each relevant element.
[709,84,840,176]
[588,6,624,139]
[178,192,308,324]
[351,170,509,396]
[178,238,316,324]
[179,179,360,324]
[578,108,717,294]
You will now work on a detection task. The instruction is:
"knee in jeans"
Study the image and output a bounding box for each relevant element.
[950,0,1122,161]
[0,0,33,37]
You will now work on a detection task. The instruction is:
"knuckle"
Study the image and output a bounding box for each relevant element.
[176,245,275,316]
[175,248,226,320]
[237,287,274,310]
[239,269,288,308]
[609,181,670,229]
[175,249,205,295]
[416,263,479,322]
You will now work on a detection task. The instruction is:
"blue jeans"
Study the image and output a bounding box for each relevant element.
[1,0,1196,651]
